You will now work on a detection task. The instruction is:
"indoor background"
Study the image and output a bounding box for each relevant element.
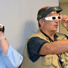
[0,0,59,55]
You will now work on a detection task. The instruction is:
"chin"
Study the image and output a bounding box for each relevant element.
[50,28,58,32]
[54,28,58,31]
[52,29,58,32]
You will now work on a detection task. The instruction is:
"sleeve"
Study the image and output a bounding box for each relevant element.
[1,40,23,68]
[27,37,49,62]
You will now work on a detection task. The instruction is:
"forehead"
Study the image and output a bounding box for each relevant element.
[47,11,58,16]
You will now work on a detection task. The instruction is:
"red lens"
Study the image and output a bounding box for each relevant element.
[58,16,61,19]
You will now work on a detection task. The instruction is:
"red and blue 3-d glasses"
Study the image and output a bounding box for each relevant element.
[44,15,62,21]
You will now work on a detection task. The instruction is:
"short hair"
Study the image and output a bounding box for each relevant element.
[37,7,50,27]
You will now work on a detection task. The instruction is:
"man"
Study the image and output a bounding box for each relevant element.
[0,24,23,68]
[21,6,68,68]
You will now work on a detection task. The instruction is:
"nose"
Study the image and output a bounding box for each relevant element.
[54,19,59,23]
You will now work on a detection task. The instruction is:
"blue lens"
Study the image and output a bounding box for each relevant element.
[52,17,56,20]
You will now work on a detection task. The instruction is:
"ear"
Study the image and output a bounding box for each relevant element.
[39,19,44,26]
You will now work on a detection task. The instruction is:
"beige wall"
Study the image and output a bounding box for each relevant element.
[59,2,68,35]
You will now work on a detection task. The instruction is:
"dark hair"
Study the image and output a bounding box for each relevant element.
[37,6,62,27]
[37,7,50,27]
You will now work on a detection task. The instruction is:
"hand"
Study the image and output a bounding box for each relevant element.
[61,14,68,30]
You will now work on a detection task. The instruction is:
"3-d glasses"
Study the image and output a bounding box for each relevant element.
[44,15,62,21]
[37,7,63,21]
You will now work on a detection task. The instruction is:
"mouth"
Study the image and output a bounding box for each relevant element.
[55,24,58,26]
[54,24,58,28]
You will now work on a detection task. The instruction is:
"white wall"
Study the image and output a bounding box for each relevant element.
[0,0,59,55]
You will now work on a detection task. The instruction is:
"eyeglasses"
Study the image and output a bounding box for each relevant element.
[44,15,62,21]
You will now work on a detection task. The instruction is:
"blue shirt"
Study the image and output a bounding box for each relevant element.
[0,41,23,68]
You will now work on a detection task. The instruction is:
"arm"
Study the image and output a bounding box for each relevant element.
[0,25,23,68]
[0,35,9,55]
[0,24,9,55]
[1,40,23,68]
[0,36,23,68]
[40,40,68,55]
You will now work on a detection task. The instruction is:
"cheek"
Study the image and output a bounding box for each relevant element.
[43,23,52,29]
[43,21,54,28]
[45,22,53,27]
[48,21,54,26]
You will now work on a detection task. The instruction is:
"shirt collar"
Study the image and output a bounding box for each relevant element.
[40,30,58,42]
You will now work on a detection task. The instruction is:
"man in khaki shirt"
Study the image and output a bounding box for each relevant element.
[21,6,68,68]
